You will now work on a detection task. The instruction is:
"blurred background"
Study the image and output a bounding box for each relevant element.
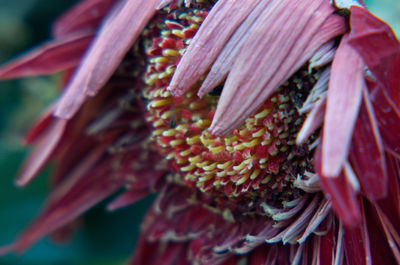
[0,0,399,264]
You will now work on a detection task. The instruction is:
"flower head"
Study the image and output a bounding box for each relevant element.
[1,0,400,264]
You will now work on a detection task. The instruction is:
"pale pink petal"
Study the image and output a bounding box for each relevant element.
[156,0,173,9]
[296,97,326,145]
[167,0,261,96]
[322,35,364,178]
[16,119,67,186]
[0,32,93,79]
[350,87,387,200]
[55,0,157,119]
[52,0,117,37]
[308,41,336,71]
[197,0,272,98]
[209,0,340,136]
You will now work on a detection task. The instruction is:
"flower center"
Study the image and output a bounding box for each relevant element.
[140,3,319,207]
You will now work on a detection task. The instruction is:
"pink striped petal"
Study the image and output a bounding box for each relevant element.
[350,87,387,200]
[209,0,342,136]
[55,0,157,119]
[167,0,261,97]
[197,0,271,98]
[315,145,361,226]
[16,119,67,186]
[0,32,93,79]
[348,6,400,107]
[296,97,326,145]
[52,0,117,38]
[322,35,364,178]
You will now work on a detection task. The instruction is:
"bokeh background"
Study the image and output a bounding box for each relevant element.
[0,0,399,264]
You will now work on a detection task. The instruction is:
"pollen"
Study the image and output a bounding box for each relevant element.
[140,4,319,203]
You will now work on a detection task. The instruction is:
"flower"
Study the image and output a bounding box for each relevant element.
[0,0,400,264]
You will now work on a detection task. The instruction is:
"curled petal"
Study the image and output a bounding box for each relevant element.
[0,32,93,79]
[322,34,364,178]
[52,0,117,37]
[167,0,260,97]
[55,0,157,119]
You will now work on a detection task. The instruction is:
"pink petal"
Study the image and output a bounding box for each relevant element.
[52,0,117,38]
[24,105,55,144]
[209,0,342,136]
[315,145,361,226]
[0,32,93,79]
[197,0,272,98]
[350,87,387,200]
[348,6,400,107]
[322,35,364,178]
[296,97,326,145]
[167,0,261,97]
[55,0,157,119]
[16,119,67,186]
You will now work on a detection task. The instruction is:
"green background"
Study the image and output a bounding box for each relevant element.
[0,0,399,264]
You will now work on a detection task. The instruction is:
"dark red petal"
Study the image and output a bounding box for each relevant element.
[350,88,387,200]
[368,81,400,157]
[322,34,364,178]
[0,32,93,79]
[107,189,151,211]
[54,0,158,119]
[24,105,55,144]
[343,201,372,265]
[315,145,361,226]
[52,0,117,37]
[348,6,400,107]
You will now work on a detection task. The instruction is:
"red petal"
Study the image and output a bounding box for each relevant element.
[368,81,400,157]
[52,0,116,37]
[348,6,400,107]
[24,105,55,144]
[55,0,157,119]
[343,201,372,265]
[322,35,364,177]
[167,0,260,97]
[350,88,387,200]
[107,189,150,211]
[315,145,361,226]
[0,32,93,79]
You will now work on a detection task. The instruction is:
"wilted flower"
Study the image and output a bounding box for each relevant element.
[1,0,400,264]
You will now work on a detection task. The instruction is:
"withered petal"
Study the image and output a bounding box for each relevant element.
[209,0,342,136]
[55,0,157,119]
[168,0,260,97]
[0,32,93,79]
